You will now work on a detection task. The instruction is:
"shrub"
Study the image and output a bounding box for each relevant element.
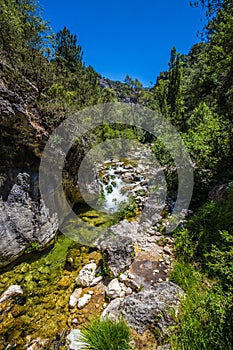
[170,262,233,350]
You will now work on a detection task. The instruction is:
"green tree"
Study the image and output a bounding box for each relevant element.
[167,47,185,130]
[54,26,83,71]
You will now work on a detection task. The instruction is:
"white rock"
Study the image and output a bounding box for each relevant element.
[0,285,23,304]
[164,246,172,255]
[125,287,133,295]
[101,297,124,320]
[119,273,128,282]
[106,278,125,299]
[71,318,79,325]
[66,329,89,350]
[69,288,82,308]
[78,294,92,309]
[75,263,97,287]
[90,276,103,286]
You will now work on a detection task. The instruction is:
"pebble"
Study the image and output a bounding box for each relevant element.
[119,273,128,282]
[75,263,97,287]
[78,294,92,309]
[69,288,82,308]
[71,318,79,325]
[163,246,172,255]
[90,276,103,287]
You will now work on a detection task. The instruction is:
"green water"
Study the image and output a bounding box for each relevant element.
[0,206,113,349]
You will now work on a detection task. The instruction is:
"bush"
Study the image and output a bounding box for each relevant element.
[170,262,233,350]
[170,184,233,349]
[174,184,233,287]
[81,317,132,350]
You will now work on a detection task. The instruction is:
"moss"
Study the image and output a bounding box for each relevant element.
[0,232,103,349]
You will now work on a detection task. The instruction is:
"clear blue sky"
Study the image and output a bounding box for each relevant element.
[40,0,206,87]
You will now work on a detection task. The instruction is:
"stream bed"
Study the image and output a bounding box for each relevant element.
[0,154,164,349]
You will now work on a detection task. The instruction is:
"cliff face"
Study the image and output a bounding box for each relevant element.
[0,87,47,200]
[0,87,92,267]
[0,88,57,266]
[0,172,58,267]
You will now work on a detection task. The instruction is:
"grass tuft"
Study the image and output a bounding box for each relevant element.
[81,317,132,350]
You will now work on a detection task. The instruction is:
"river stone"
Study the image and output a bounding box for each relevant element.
[66,329,89,350]
[69,288,82,308]
[0,285,23,304]
[75,263,97,287]
[95,222,135,276]
[101,282,185,336]
[106,278,125,299]
[90,276,103,286]
[78,294,92,309]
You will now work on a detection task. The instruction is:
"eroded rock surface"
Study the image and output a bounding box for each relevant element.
[102,281,185,336]
[75,263,97,287]
[0,173,58,267]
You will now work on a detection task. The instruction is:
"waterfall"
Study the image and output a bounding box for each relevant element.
[97,164,145,213]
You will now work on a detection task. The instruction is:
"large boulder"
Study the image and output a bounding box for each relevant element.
[95,220,138,276]
[102,282,185,336]
[0,172,58,267]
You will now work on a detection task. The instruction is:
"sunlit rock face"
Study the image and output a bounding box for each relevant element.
[0,172,58,267]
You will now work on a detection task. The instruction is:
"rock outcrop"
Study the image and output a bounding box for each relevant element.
[0,87,96,267]
[0,172,58,267]
[102,281,185,336]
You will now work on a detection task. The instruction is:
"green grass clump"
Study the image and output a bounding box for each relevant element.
[169,185,233,349]
[81,317,132,350]
[170,262,233,350]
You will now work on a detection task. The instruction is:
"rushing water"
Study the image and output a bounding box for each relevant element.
[98,166,128,212]
[97,164,144,213]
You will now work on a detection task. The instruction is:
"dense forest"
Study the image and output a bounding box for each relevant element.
[0,0,232,349]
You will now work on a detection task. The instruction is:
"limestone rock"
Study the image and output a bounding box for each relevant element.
[95,222,135,276]
[78,294,92,309]
[106,278,125,299]
[69,288,82,308]
[75,263,97,287]
[66,329,89,350]
[102,282,185,336]
[0,173,58,267]
[90,276,103,286]
[0,285,23,304]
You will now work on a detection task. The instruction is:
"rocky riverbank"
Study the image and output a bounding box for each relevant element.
[0,157,184,350]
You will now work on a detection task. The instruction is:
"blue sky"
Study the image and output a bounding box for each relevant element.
[40,0,206,87]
